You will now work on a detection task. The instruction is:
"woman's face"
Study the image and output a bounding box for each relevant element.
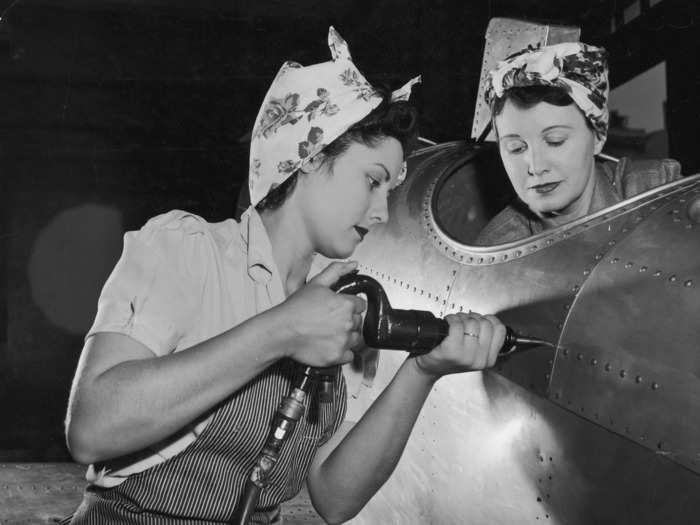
[298,137,404,259]
[495,99,604,219]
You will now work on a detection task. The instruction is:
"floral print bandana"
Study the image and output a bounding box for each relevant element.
[484,42,609,140]
[249,26,421,206]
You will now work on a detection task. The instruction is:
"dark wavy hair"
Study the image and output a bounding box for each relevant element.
[255,92,418,213]
[491,85,595,133]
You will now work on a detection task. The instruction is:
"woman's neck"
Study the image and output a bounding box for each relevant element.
[259,205,315,296]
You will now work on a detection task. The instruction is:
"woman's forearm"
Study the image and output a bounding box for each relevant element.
[308,357,438,522]
[66,307,291,464]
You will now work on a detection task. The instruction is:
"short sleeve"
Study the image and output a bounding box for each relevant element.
[87,210,210,356]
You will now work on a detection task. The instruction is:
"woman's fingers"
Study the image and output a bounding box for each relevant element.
[352,313,363,331]
[461,316,482,341]
[484,314,506,366]
[447,312,502,368]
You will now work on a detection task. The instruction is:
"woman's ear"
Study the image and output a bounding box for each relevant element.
[593,134,606,155]
[299,152,327,175]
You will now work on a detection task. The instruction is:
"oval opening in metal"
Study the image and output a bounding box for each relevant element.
[430,145,513,245]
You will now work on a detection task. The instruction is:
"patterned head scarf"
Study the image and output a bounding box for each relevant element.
[484,42,609,140]
[249,26,421,207]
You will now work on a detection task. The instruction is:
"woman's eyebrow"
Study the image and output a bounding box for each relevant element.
[371,163,391,182]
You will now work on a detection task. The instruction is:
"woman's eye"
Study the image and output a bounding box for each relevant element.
[506,143,526,154]
[545,137,566,147]
[366,175,380,189]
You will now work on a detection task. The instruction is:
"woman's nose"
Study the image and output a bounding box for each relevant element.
[526,146,548,176]
[369,192,389,224]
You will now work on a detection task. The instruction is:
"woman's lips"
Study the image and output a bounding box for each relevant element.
[531,182,561,194]
[354,226,368,240]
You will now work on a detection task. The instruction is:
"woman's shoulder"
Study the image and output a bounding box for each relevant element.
[124,210,242,272]
[135,210,238,244]
[474,204,533,246]
[139,210,213,237]
[609,157,682,199]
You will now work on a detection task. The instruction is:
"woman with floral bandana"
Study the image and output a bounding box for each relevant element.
[63,27,506,524]
[476,42,681,245]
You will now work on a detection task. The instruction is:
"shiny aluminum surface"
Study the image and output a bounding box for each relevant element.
[338,142,700,524]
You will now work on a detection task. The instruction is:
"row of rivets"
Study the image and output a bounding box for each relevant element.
[427,178,698,268]
[667,196,699,227]
[560,348,661,390]
[560,249,605,331]
[367,267,446,303]
[608,258,694,286]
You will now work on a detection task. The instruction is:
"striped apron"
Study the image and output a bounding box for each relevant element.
[66,359,347,524]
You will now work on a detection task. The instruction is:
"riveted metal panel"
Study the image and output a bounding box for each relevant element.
[341,142,700,524]
[550,181,700,473]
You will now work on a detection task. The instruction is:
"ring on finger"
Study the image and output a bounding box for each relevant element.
[463,316,481,338]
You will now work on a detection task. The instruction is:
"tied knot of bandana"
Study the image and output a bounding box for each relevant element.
[248,26,421,207]
[484,42,609,140]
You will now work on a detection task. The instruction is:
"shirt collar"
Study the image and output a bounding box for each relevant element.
[238,206,277,285]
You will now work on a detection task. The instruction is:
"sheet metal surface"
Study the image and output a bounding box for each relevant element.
[338,142,700,524]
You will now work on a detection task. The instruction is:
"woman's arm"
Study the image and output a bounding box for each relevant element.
[65,262,363,465]
[305,313,505,524]
[67,306,289,465]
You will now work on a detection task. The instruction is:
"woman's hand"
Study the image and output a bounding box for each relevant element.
[277,261,366,367]
[413,312,506,380]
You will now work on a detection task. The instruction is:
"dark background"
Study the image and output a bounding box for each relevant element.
[1,0,698,461]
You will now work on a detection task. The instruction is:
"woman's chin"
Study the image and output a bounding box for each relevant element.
[318,243,356,260]
[528,196,571,216]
